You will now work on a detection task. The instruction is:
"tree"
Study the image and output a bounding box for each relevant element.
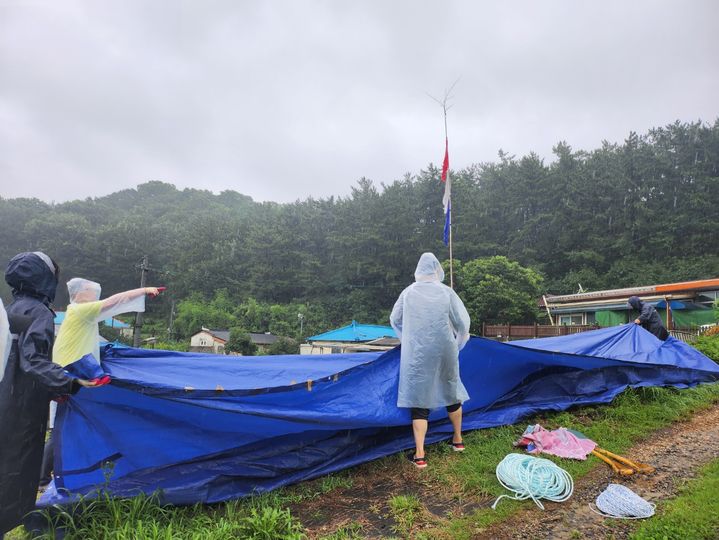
[265,337,298,356]
[452,256,544,331]
[226,328,257,356]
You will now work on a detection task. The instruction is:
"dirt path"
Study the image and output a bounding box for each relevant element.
[478,403,719,540]
[294,403,719,539]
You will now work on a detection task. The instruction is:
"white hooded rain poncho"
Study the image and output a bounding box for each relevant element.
[390,253,471,409]
[53,278,146,368]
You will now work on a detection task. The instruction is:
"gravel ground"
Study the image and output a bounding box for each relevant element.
[478,403,719,540]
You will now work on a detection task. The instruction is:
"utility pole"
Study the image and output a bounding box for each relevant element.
[133,255,149,347]
[168,299,176,341]
[298,313,305,336]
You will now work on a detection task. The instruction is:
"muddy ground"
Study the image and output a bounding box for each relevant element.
[295,403,719,539]
[479,403,719,540]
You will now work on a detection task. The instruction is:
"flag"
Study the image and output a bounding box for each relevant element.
[441,137,451,245]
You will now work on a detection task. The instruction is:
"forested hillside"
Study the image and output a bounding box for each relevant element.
[1,120,717,339]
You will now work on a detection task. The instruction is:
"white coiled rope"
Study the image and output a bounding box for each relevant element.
[492,453,574,510]
[589,484,656,519]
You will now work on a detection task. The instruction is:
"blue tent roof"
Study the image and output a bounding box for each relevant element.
[307,320,396,342]
[40,324,718,508]
[54,311,131,329]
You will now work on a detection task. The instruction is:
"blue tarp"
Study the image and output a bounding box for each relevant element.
[41,324,718,507]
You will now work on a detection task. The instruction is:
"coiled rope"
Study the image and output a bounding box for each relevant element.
[492,453,574,510]
[589,484,656,519]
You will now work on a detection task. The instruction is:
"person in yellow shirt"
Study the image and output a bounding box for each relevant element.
[40,279,161,490]
[53,278,160,374]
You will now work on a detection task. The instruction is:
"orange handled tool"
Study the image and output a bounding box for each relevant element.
[594,448,655,474]
[591,449,634,476]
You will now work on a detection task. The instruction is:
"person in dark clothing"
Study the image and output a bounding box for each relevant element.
[628,295,670,341]
[0,252,98,537]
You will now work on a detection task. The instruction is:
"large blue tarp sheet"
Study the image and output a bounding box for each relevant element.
[42,324,718,506]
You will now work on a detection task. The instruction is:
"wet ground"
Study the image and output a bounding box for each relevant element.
[296,403,719,539]
[479,403,719,539]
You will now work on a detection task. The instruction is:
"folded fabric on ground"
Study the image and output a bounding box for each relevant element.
[516,424,597,459]
[39,324,718,507]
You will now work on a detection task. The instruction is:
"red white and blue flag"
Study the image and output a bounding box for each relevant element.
[441,137,451,245]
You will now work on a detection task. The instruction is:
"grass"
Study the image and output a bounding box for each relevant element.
[630,457,719,540]
[8,383,719,539]
[317,521,365,540]
[417,383,719,539]
[388,494,422,536]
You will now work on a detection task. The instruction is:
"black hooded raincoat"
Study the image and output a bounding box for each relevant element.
[628,295,669,341]
[0,253,78,534]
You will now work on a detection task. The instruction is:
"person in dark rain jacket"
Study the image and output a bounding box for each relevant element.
[0,252,97,537]
[628,295,669,341]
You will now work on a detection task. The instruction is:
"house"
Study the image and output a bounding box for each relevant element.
[54,312,133,338]
[247,332,285,354]
[301,320,399,355]
[541,278,719,329]
[189,327,284,354]
[190,328,229,354]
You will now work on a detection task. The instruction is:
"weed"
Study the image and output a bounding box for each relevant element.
[389,494,422,536]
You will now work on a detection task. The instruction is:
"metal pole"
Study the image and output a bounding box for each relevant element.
[429,82,459,290]
[133,256,148,347]
[542,295,555,326]
[449,208,454,289]
[443,103,454,289]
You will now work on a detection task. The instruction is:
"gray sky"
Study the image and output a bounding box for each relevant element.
[1,0,717,204]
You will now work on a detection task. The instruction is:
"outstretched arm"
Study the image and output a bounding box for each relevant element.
[98,287,159,321]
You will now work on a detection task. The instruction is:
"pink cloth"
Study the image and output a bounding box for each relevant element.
[519,424,596,460]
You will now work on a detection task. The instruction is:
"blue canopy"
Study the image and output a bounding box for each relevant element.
[42,324,718,507]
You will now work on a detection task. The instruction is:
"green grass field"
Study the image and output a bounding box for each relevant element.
[8,382,719,540]
[630,458,719,540]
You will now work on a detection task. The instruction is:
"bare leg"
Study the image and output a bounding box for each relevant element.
[448,406,463,444]
[412,419,428,458]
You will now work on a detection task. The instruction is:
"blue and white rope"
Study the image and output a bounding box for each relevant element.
[492,453,574,510]
[590,484,656,519]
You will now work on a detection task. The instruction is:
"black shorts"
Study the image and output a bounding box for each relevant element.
[411,402,461,421]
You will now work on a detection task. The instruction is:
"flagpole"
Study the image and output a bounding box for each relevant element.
[442,104,454,290]
[429,79,459,289]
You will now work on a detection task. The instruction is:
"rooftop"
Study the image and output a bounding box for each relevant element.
[307,321,397,343]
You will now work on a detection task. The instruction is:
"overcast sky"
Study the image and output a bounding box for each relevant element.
[1,1,717,204]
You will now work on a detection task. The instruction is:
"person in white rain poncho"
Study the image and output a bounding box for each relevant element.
[53,279,161,376]
[390,253,471,469]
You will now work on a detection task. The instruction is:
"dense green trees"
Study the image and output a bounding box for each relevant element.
[1,120,717,339]
[451,256,544,332]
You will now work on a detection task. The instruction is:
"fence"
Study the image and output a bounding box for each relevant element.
[482,323,600,340]
[483,323,705,343]
[669,329,700,343]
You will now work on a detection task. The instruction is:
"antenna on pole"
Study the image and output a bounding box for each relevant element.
[427,78,460,289]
